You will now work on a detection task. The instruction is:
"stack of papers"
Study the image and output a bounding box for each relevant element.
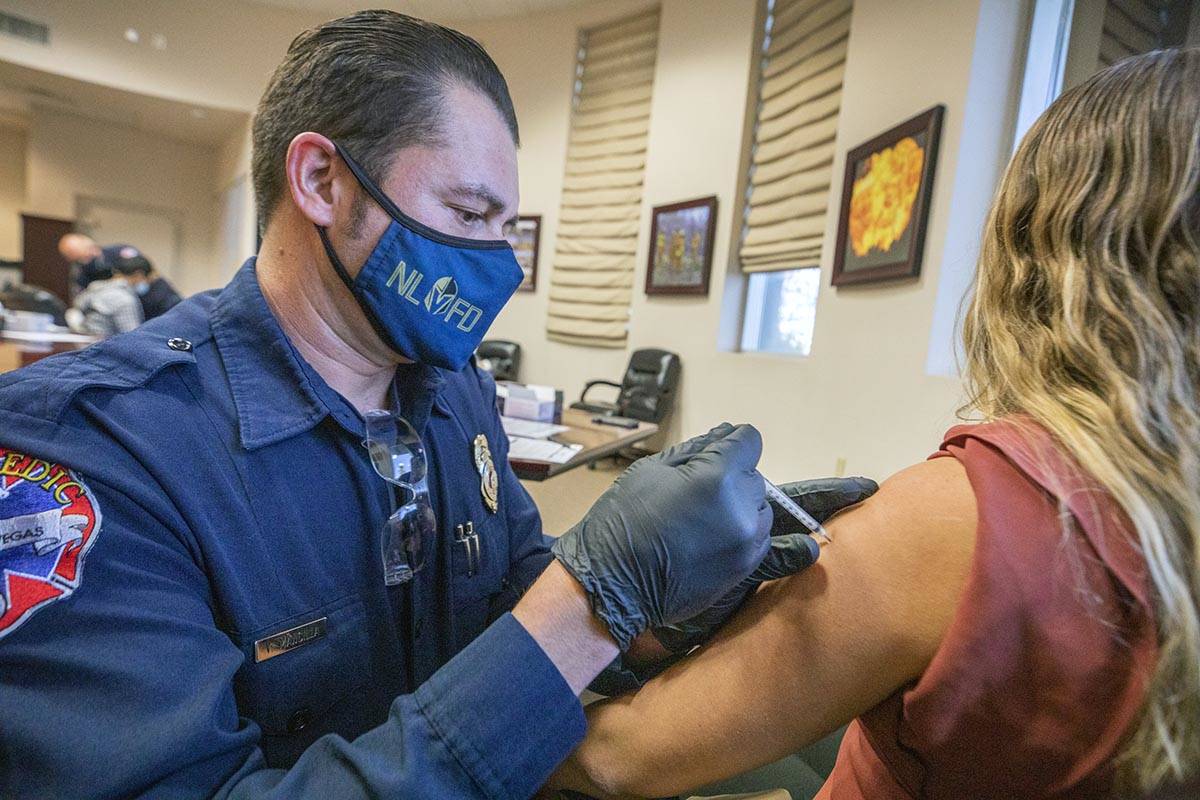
[507,436,582,464]
[501,416,569,439]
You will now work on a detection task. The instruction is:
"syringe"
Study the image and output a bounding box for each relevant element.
[764,476,832,544]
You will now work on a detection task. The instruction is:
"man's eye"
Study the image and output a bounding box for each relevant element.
[455,207,483,226]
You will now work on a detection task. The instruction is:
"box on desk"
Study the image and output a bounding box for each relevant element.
[496,382,563,423]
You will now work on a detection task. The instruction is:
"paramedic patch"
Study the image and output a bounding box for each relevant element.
[0,448,101,640]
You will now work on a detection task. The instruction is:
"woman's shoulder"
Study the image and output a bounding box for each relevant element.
[930,415,1150,610]
[849,416,1157,797]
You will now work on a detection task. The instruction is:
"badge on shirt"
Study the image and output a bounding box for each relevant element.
[0,448,102,641]
[473,434,499,514]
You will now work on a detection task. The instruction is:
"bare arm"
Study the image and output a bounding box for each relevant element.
[551,457,978,798]
[513,560,619,694]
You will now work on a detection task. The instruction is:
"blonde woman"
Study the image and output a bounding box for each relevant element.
[547,48,1200,799]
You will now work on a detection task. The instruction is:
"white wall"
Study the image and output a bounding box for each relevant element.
[0,0,324,112]
[23,107,220,295]
[214,118,257,276]
[0,0,1031,481]
[0,123,24,261]
[468,0,1030,480]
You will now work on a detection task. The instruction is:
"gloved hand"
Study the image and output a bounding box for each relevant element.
[552,423,773,651]
[652,475,878,654]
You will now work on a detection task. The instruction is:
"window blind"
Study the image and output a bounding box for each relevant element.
[1097,0,1186,68]
[546,7,660,348]
[739,0,851,274]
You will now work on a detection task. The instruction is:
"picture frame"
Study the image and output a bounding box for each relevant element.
[831,105,944,287]
[506,214,541,292]
[645,195,718,296]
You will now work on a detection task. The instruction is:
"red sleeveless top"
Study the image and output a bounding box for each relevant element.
[818,420,1157,799]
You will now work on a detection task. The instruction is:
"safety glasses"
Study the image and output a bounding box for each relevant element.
[362,409,437,585]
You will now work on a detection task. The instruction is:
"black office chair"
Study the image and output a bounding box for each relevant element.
[476,339,522,382]
[572,348,681,424]
[0,283,69,327]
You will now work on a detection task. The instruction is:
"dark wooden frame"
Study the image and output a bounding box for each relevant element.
[645,195,718,296]
[831,105,944,287]
[509,214,541,292]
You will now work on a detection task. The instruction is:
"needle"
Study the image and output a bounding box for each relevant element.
[763,476,832,544]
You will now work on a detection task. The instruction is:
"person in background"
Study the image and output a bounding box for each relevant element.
[56,234,140,294]
[547,48,1200,800]
[114,252,183,320]
[66,261,143,336]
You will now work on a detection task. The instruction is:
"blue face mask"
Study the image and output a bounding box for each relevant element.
[316,142,523,371]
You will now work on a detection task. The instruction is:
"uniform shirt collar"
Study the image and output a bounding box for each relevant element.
[211,259,448,451]
[211,259,328,450]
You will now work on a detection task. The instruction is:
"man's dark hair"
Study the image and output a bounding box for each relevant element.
[251,10,519,232]
[113,254,153,277]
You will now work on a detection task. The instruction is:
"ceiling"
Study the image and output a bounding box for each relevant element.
[0,60,247,147]
[244,0,592,22]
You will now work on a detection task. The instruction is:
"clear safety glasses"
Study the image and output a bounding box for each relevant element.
[362,409,438,585]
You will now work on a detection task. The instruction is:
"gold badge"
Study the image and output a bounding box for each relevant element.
[473,434,499,513]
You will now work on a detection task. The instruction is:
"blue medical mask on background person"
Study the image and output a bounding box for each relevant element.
[316,141,524,371]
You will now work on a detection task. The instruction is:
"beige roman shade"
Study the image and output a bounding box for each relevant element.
[546,7,660,348]
[739,0,851,273]
[1097,1,1184,68]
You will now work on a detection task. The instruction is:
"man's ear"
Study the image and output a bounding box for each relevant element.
[284,132,345,228]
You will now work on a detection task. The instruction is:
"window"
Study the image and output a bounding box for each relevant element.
[741,267,821,355]
[736,0,852,356]
[545,8,660,348]
[1016,0,1197,143]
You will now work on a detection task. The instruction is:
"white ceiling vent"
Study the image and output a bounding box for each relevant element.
[0,11,49,45]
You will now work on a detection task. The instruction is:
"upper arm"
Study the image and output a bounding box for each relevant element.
[0,473,255,797]
[569,457,978,798]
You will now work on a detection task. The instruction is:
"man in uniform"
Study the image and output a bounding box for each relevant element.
[56,234,139,295]
[0,12,872,798]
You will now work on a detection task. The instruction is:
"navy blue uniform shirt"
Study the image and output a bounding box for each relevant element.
[73,243,132,290]
[0,260,584,798]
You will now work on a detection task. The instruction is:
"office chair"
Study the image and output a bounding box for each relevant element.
[476,339,522,382]
[571,348,681,424]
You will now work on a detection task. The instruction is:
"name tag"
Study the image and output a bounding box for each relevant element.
[254,617,327,663]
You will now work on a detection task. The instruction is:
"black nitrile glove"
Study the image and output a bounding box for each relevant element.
[768,476,879,538]
[652,475,878,655]
[552,423,774,651]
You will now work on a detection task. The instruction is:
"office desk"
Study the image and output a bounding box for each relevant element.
[0,335,95,373]
[509,407,657,481]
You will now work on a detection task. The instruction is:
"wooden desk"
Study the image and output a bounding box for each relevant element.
[0,336,94,373]
[509,407,658,481]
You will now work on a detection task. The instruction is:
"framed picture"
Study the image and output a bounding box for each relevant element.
[832,105,944,287]
[506,214,541,292]
[645,195,718,296]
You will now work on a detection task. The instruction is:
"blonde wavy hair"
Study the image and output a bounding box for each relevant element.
[962,48,1200,792]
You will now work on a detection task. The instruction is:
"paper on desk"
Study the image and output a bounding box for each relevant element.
[507,436,582,464]
[1,328,97,344]
[507,383,557,402]
[501,416,569,439]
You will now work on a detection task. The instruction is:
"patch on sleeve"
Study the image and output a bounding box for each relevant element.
[0,448,102,641]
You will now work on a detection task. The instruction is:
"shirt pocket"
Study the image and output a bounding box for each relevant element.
[448,512,508,651]
[230,594,372,766]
